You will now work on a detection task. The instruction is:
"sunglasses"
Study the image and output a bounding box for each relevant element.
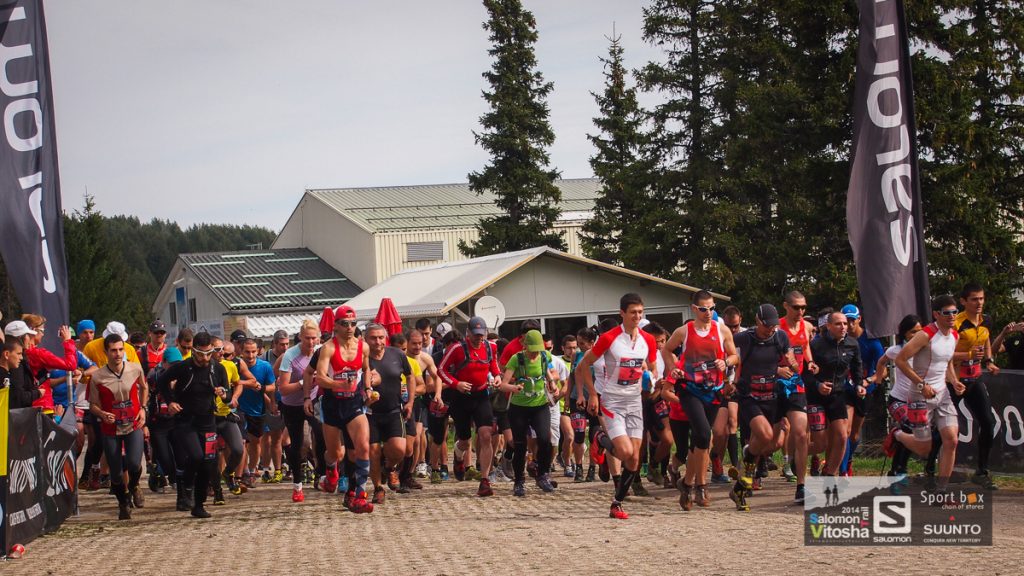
[213,347,224,353]
[938,309,958,317]
[790,305,807,310]
[695,305,716,313]
[223,353,234,359]
[192,348,214,357]
[725,323,741,330]
[336,320,357,328]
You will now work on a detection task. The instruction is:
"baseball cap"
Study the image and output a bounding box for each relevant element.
[841,304,861,320]
[756,304,780,326]
[76,319,96,334]
[468,316,488,336]
[229,329,247,341]
[4,320,37,337]
[163,346,184,364]
[102,321,129,340]
[334,305,356,321]
[149,320,167,333]
[524,330,545,352]
[435,322,453,338]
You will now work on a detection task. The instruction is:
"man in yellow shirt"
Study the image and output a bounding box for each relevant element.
[83,322,140,366]
[212,338,245,500]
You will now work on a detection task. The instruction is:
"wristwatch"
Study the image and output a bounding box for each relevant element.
[915,381,925,392]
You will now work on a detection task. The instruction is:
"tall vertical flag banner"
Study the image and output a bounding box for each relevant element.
[846,0,930,336]
[0,0,69,352]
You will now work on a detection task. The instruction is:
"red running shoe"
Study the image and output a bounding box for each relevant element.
[609,502,629,520]
[343,490,354,510]
[291,488,304,503]
[350,493,374,514]
[320,467,339,494]
[478,478,493,497]
[372,486,386,505]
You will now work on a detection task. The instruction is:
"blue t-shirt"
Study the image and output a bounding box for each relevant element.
[858,333,885,391]
[49,350,96,409]
[238,358,276,416]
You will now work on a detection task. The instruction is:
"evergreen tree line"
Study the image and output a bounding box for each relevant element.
[0,196,275,332]
[463,0,1023,327]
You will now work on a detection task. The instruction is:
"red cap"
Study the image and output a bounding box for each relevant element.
[334,305,356,321]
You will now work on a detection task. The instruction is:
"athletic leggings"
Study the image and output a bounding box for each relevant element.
[670,419,691,461]
[149,420,178,480]
[679,391,717,451]
[216,417,244,475]
[83,416,104,474]
[101,428,144,489]
[509,403,551,482]
[172,416,218,507]
[281,403,326,484]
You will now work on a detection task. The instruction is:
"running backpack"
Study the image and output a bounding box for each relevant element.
[452,339,494,376]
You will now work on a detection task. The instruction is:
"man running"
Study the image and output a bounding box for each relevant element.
[365,324,413,504]
[313,306,374,513]
[779,293,817,499]
[276,320,325,502]
[438,317,500,497]
[888,296,965,496]
[576,293,658,519]
[238,338,277,487]
[402,329,437,490]
[841,304,883,477]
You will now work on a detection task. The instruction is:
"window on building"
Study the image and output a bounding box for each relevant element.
[168,303,177,325]
[188,298,197,322]
[406,241,444,262]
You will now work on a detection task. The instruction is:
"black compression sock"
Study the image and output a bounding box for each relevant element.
[615,469,635,503]
[728,434,739,468]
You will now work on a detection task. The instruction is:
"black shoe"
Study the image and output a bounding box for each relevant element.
[574,466,585,483]
[175,484,190,511]
[536,474,556,493]
[190,506,211,519]
[631,476,650,497]
[585,464,596,483]
[513,480,526,497]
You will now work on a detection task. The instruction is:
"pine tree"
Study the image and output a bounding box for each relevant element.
[459,0,565,257]
[581,32,658,271]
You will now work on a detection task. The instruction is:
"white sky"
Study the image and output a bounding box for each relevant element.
[45,1,663,231]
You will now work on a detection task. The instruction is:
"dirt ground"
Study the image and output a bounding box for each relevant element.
[4,473,1022,576]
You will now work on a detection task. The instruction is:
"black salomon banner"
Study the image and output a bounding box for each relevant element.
[39,409,76,532]
[0,0,68,353]
[953,370,1024,474]
[846,0,930,337]
[5,408,45,549]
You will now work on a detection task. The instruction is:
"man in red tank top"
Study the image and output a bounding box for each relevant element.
[314,305,375,514]
[778,291,818,500]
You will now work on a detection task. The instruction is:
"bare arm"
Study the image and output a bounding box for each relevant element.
[661,327,686,380]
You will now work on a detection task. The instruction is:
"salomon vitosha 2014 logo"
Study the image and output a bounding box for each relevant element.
[804,477,992,546]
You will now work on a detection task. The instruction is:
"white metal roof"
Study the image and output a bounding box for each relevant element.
[345,247,726,319]
[245,313,321,338]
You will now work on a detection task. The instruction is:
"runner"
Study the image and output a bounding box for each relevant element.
[498,329,560,496]
[88,333,148,520]
[495,321,541,483]
[557,334,577,479]
[402,329,436,490]
[661,291,738,511]
[146,346,183,499]
[871,314,922,482]
[841,304,883,477]
[313,305,374,513]
[237,338,277,488]
[779,292,817,499]
[569,326,600,483]
[427,327,460,483]
[438,316,500,497]
[275,320,325,502]
[157,331,230,518]
[950,283,1001,489]
[641,323,673,490]
[365,323,413,505]
[803,311,865,479]
[210,338,245,504]
[711,305,744,483]
[576,293,658,520]
[729,304,802,509]
[888,296,965,496]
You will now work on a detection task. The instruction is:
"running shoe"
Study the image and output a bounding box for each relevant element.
[971,472,998,490]
[99,474,111,489]
[631,476,649,497]
[343,490,354,510]
[373,486,387,505]
[694,484,710,507]
[440,465,450,481]
[319,469,339,494]
[501,456,514,479]
[668,464,682,488]
[711,472,731,484]
[574,466,585,483]
[272,469,284,483]
[148,473,162,494]
[585,464,596,483]
[261,469,272,483]
[564,463,576,478]
[794,484,805,504]
[350,492,374,514]
[493,466,512,483]
[751,476,763,491]
[728,465,753,490]
[536,474,556,493]
[243,473,258,490]
[766,458,779,471]
[453,460,465,481]
[809,455,821,477]
[338,475,350,494]
[599,459,610,483]
[755,458,768,479]
[477,478,493,497]
[465,466,482,482]
[648,466,664,487]
[729,482,750,511]
[388,470,400,491]
[213,488,226,506]
[640,463,649,478]
[403,476,424,490]
[556,454,566,470]
[430,469,442,484]
[415,463,430,478]
[87,469,101,491]
[609,501,629,520]
[292,488,305,503]
[513,480,526,497]
[782,465,797,483]
[679,482,693,511]
[527,460,539,479]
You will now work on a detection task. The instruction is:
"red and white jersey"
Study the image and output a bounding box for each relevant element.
[591,325,657,400]
[911,323,958,390]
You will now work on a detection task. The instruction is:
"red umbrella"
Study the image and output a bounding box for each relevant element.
[318,306,335,334]
[373,298,402,337]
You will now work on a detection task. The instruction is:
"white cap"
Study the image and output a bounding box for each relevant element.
[3,320,37,337]
[102,321,129,340]
[638,318,651,329]
[435,322,453,338]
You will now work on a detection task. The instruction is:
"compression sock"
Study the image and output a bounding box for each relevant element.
[354,459,370,494]
[727,434,739,468]
[615,468,635,503]
[400,456,414,480]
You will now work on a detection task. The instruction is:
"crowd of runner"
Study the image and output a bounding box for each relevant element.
[0,281,1019,520]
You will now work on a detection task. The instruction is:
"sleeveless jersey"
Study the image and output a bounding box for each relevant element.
[681,322,725,388]
[779,317,809,367]
[912,324,959,392]
[329,337,364,399]
[953,312,989,380]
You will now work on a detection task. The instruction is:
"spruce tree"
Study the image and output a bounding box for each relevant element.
[459,0,565,257]
[581,32,657,270]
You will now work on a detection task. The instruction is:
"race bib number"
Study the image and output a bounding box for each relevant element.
[750,375,776,401]
[113,399,136,435]
[333,369,360,399]
[203,432,218,461]
[807,404,826,432]
[616,358,644,387]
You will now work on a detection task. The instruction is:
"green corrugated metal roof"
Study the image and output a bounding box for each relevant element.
[307,178,600,232]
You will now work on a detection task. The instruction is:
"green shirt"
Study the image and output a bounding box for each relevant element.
[505,351,552,408]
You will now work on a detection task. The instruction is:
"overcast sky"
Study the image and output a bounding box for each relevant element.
[45,1,663,231]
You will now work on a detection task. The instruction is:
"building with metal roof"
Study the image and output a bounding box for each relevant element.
[344,246,728,345]
[273,178,601,289]
[151,248,361,339]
